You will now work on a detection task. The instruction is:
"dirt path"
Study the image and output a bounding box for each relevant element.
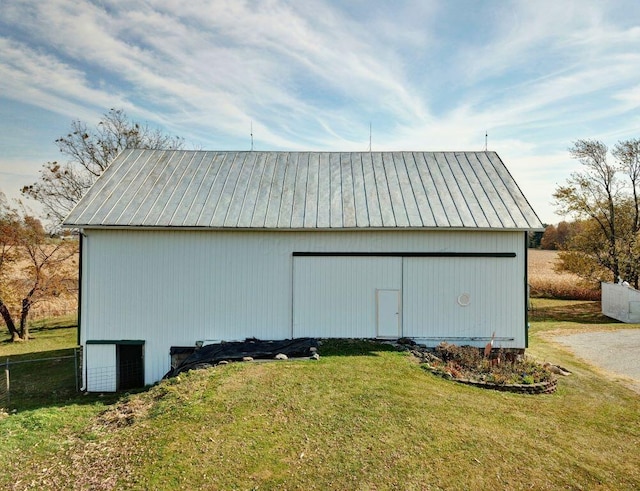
[554,329,640,394]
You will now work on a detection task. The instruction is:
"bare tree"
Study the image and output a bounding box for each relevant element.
[22,108,184,224]
[0,193,77,341]
[554,139,640,287]
[613,138,640,231]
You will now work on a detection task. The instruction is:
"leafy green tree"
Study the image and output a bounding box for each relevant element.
[22,108,184,224]
[554,139,640,287]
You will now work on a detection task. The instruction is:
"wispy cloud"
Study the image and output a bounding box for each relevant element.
[1,0,640,222]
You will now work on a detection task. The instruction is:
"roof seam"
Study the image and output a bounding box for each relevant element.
[153,151,191,226]
[426,153,453,227]
[166,151,206,227]
[485,152,531,227]
[468,152,507,227]
[408,152,436,226]
[453,151,489,228]
[210,153,239,227]
[226,152,255,227]
[196,153,228,226]
[135,150,178,226]
[248,153,268,227]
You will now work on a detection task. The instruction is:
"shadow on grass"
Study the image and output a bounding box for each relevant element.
[28,314,78,330]
[29,324,78,331]
[1,347,138,413]
[318,339,398,357]
[0,326,75,346]
[1,347,77,361]
[529,300,613,324]
[5,340,396,411]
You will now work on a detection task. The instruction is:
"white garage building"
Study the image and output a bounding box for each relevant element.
[64,150,543,391]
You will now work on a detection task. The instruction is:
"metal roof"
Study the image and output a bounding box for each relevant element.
[63,150,543,230]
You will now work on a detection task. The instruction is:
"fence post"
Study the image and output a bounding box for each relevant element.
[5,358,9,407]
[74,347,79,392]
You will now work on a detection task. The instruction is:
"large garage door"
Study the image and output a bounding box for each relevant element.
[402,257,523,343]
[293,256,401,338]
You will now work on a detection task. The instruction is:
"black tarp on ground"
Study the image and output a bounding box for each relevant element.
[164,338,318,378]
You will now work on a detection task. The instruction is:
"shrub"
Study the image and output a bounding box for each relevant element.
[432,343,555,385]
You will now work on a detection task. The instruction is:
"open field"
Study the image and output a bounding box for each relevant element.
[1,303,639,490]
[528,249,600,300]
[2,244,78,323]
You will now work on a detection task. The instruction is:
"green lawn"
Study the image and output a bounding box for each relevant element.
[0,313,78,356]
[0,315,82,410]
[1,302,639,490]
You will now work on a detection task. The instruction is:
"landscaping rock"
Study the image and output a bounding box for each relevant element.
[543,363,571,376]
[397,337,417,346]
[275,353,288,360]
[411,342,556,394]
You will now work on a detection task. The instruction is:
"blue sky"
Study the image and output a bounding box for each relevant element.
[2,0,640,225]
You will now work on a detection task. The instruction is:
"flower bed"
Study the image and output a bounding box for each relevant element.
[411,342,557,394]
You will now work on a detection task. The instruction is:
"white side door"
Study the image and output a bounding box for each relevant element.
[377,289,401,338]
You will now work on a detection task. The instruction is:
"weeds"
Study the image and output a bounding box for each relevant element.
[431,342,555,385]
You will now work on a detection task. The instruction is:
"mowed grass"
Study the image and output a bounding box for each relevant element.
[1,328,639,490]
[0,315,120,489]
[0,314,82,410]
[0,313,78,356]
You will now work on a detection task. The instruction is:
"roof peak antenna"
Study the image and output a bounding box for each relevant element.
[369,121,372,152]
[250,121,254,151]
[484,131,488,152]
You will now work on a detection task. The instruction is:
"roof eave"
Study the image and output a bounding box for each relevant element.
[64,223,544,233]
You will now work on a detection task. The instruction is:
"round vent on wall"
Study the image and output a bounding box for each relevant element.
[457,293,471,307]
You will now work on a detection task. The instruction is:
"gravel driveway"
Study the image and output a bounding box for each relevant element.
[554,329,640,393]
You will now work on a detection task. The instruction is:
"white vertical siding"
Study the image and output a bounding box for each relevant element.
[85,344,116,392]
[293,257,401,338]
[402,257,525,347]
[81,229,526,385]
[82,229,294,384]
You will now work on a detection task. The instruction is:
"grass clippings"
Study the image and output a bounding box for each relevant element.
[529,298,610,325]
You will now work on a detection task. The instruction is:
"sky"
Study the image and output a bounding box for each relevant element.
[2,0,640,226]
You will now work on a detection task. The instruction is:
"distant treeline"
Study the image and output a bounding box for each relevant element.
[529,221,580,250]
